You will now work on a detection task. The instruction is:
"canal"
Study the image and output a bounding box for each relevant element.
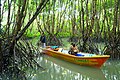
[26,55,120,80]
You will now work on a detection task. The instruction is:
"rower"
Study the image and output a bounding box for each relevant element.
[68,43,79,55]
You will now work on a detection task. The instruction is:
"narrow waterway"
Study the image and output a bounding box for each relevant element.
[27,55,120,80]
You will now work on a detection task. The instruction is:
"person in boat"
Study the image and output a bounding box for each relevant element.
[40,33,46,48]
[68,43,79,55]
[68,43,73,54]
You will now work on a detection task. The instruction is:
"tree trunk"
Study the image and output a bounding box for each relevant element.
[0,39,2,72]
[0,0,2,72]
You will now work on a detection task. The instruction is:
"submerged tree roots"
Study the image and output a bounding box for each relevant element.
[0,39,45,80]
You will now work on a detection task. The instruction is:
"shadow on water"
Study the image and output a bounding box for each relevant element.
[31,55,106,80]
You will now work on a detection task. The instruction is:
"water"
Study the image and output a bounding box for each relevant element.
[102,60,120,80]
[26,55,120,80]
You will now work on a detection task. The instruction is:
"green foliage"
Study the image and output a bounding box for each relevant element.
[103,0,114,9]
[58,32,70,38]
[25,29,40,38]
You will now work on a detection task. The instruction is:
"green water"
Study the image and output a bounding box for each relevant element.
[27,38,119,80]
[26,55,120,80]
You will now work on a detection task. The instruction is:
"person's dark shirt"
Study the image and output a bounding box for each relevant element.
[40,35,46,43]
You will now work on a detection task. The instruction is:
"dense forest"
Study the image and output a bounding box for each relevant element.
[0,0,120,79]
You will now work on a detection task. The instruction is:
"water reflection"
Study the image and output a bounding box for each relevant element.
[30,55,106,80]
[102,60,120,80]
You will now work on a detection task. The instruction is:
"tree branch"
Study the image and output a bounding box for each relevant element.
[16,0,49,41]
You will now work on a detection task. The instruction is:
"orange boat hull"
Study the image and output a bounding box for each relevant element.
[42,48,110,68]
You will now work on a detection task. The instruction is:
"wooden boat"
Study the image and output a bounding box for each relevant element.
[42,47,110,68]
